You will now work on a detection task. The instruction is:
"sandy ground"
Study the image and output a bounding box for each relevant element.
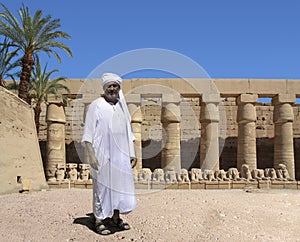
[0,188,300,242]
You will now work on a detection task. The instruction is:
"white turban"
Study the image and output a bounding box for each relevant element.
[101,72,122,88]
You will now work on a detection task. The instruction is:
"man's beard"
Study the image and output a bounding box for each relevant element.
[105,91,119,103]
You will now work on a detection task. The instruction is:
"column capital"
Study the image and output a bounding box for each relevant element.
[200,102,220,123]
[128,104,143,123]
[47,94,65,105]
[236,93,258,105]
[161,103,181,123]
[272,94,296,106]
[46,103,66,123]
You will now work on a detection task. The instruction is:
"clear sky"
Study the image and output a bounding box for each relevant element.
[1,0,300,80]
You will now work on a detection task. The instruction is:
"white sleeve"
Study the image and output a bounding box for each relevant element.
[81,101,98,146]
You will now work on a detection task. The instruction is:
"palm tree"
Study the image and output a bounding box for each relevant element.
[29,57,70,133]
[0,3,72,103]
[0,38,19,87]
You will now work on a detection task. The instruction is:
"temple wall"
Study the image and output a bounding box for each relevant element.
[0,87,48,194]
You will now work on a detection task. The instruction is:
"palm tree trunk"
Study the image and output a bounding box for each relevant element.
[0,78,6,87]
[34,104,42,134]
[19,54,34,104]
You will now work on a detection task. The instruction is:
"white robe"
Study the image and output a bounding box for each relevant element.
[82,96,136,220]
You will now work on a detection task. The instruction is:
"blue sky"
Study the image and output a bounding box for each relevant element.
[1,0,300,80]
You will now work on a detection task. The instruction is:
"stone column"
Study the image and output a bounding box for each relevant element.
[161,94,181,174]
[200,94,220,171]
[82,102,91,165]
[127,94,143,172]
[272,94,296,179]
[236,94,258,171]
[46,99,66,181]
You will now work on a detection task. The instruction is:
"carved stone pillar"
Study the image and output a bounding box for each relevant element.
[161,94,181,174]
[272,94,295,179]
[46,100,66,181]
[236,94,258,171]
[200,94,220,171]
[83,102,90,165]
[127,94,143,172]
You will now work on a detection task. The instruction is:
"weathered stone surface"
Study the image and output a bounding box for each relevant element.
[200,100,220,170]
[46,102,66,181]
[273,100,295,179]
[237,96,257,171]
[0,87,48,194]
[6,78,300,189]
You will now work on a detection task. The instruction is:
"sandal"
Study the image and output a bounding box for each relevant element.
[95,220,112,235]
[111,218,130,230]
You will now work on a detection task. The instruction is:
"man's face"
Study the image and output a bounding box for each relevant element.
[103,81,120,102]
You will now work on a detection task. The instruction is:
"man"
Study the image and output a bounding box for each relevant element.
[82,73,136,235]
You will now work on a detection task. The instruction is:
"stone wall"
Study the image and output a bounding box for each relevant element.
[0,87,48,194]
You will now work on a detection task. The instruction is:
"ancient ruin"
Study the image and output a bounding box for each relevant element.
[2,78,300,191]
[39,78,300,190]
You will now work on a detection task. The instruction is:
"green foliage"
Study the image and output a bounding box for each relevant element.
[29,57,70,107]
[0,3,72,102]
[0,38,19,87]
[0,3,72,61]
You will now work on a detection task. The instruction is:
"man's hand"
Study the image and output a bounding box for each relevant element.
[85,141,98,170]
[89,156,98,170]
[131,157,137,168]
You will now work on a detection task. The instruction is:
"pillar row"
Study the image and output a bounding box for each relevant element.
[127,94,143,172]
[161,94,181,174]
[236,94,258,171]
[200,94,220,171]
[272,94,296,179]
[46,100,66,181]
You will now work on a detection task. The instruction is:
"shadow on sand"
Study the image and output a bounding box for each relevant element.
[73,213,125,235]
[73,213,96,232]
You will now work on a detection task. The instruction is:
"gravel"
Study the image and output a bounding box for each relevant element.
[0,188,299,242]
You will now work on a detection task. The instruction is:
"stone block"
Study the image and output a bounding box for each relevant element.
[271,181,285,189]
[151,182,166,190]
[272,94,296,105]
[47,181,59,189]
[165,182,179,189]
[287,79,300,94]
[178,182,190,189]
[22,179,32,191]
[236,93,258,104]
[245,181,258,189]
[213,78,250,95]
[249,79,287,95]
[201,93,221,103]
[125,94,141,104]
[258,180,271,189]
[162,93,180,103]
[135,182,151,190]
[232,180,246,189]
[284,181,298,189]
[218,181,231,189]
[191,182,205,189]
[298,181,300,190]
[75,180,86,189]
[85,180,93,189]
[205,181,219,190]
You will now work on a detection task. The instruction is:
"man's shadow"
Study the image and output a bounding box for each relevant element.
[73,213,123,234]
[73,213,96,232]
